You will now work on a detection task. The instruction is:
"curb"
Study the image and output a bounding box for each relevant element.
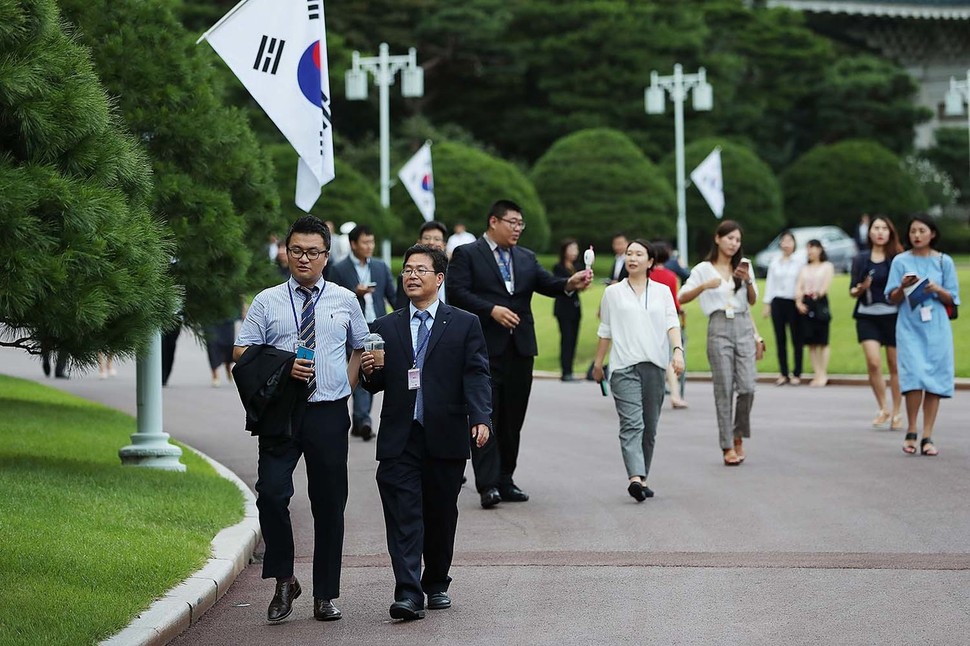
[534,371,970,390]
[100,447,261,646]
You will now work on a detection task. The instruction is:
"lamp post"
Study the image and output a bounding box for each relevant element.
[645,64,713,264]
[943,69,970,188]
[345,43,424,209]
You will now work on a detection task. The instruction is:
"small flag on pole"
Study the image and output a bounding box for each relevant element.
[690,147,724,219]
[198,0,335,212]
[398,141,435,222]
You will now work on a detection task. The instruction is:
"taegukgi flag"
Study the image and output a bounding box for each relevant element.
[690,146,724,219]
[398,141,435,222]
[199,0,334,211]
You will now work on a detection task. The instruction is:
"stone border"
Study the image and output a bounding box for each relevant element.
[100,447,260,646]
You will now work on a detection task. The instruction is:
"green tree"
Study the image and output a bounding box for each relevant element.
[530,128,676,249]
[61,0,285,327]
[661,138,784,258]
[0,0,178,364]
[922,128,969,205]
[780,139,928,233]
[392,141,550,251]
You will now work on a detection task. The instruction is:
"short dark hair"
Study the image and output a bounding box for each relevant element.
[806,239,828,262]
[486,199,523,228]
[651,240,671,265]
[419,220,448,239]
[285,215,331,251]
[403,244,448,275]
[611,232,628,243]
[627,238,656,275]
[904,214,941,250]
[349,224,373,243]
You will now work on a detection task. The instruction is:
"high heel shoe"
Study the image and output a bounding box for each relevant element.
[920,437,939,456]
[902,432,918,455]
[871,410,891,429]
[890,414,903,431]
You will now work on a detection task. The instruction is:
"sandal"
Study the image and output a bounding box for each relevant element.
[723,448,741,466]
[871,410,891,429]
[891,414,903,431]
[671,398,689,409]
[774,376,789,386]
[920,438,939,457]
[789,376,801,386]
[902,432,918,455]
[733,438,746,463]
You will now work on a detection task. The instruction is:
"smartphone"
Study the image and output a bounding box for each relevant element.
[599,380,609,397]
[296,345,315,361]
[366,282,378,288]
[903,272,918,280]
[739,259,751,270]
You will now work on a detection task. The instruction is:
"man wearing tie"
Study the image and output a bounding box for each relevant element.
[447,200,592,508]
[361,244,491,620]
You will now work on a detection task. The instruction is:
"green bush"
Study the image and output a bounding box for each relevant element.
[661,138,784,259]
[391,141,550,251]
[531,128,676,249]
[781,139,928,233]
[922,127,969,205]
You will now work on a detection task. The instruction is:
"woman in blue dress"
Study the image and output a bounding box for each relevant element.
[885,215,960,456]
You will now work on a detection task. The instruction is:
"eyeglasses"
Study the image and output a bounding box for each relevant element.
[499,218,526,231]
[401,267,438,277]
[288,247,328,261]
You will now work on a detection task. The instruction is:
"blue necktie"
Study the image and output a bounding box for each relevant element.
[297,286,316,398]
[497,247,512,282]
[413,310,431,424]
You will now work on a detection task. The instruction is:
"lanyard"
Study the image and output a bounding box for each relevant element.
[626,280,649,310]
[412,316,432,369]
[288,282,325,337]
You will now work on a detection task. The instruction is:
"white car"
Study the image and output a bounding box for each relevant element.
[753,226,858,277]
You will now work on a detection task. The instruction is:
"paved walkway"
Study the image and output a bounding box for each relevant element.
[3,338,970,645]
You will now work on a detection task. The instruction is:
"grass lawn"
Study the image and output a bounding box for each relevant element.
[0,375,243,646]
[529,256,970,378]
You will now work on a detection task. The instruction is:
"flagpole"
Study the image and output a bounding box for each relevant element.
[195,0,251,44]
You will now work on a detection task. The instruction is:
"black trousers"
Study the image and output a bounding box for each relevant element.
[255,398,350,600]
[556,313,580,378]
[471,349,533,492]
[161,325,181,386]
[770,298,803,378]
[377,422,464,604]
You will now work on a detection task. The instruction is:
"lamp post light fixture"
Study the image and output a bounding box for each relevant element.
[345,43,424,209]
[645,64,713,264]
[943,69,970,188]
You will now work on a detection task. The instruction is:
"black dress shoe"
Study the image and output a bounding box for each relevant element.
[627,481,646,502]
[267,578,301,622]
[389,598,425,620]
[480,487,501,509]
[499,484,529,502]
[350,424,362,437]
[427,591,451,610]
[313,598,341,621]
[360,424,374,441]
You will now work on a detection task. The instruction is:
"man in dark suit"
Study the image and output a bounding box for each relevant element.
[328,224,396,441]
[361,244,491,621]
[395,220,448,309]
[447,199,592,508]
[608,232,630,284]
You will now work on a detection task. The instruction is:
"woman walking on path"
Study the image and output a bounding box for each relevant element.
[849,216,904,429]
[886,216,960,456]
[762,230,804,386]
[553,238,582,382]
[679,221,759,467]
[795,240,834,387]
[592,240,684,501]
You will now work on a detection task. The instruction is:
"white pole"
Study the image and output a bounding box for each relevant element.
[672,64,688,265]
[965,71,970,190]
[379,43,391,209]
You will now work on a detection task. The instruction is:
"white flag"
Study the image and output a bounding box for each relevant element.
[690,147,724,219]
[199,0,334,212]
[398,142,435,222]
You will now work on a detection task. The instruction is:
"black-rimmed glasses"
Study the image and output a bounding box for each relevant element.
[288,247,328,261]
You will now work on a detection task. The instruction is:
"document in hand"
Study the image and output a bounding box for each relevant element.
[904,277,931,309]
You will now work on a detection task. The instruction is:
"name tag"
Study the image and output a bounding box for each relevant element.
[504,280,514,294]
[725,307,735,320]
[408,368,421,390]
[920,305,932,322]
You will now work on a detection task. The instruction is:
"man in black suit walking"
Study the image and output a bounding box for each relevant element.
[447,200,592,508]
[361,244,491,621]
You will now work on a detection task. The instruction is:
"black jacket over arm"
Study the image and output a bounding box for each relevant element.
[231,344,304,437]
[446,237,567,358]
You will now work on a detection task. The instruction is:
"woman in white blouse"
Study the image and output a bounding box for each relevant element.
[592,240,684,502]
[680,221,759,466]
[762,231,805,385]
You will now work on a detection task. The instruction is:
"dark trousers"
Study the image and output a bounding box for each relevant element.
[471,350,533,492]
[770,298,803,378]
[556,314,580,378]
[255,398,350,600]
[161,325,181,386]
[376,422,464,604]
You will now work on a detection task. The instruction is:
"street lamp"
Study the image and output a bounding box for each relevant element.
[943,69,970,188]
[345,43,424,209]
[645,64,713,264]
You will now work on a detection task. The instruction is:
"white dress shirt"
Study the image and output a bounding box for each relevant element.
[683,260,758,317]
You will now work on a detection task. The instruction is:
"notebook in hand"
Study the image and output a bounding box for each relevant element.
[904,277,931,310]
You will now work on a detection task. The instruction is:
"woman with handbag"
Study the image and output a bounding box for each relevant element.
[849,216,904,429]
[680,221,760,467]
[795,240,834,387]
[886,215,960,456]
[592,240,684,501]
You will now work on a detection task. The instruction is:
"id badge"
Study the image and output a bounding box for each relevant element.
[408,368,421,390]
[920,305,933,322]
[725,307,735,320]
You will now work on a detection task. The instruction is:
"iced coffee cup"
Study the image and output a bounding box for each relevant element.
[364,333,385,369]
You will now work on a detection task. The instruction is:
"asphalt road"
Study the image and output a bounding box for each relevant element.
[3,336,969,645]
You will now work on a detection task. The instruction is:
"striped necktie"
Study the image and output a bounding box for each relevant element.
[297,286,316,398]
[497,247,512,282]
[413,310,431,424]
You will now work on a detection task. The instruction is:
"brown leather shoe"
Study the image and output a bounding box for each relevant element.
[267,578,301,622]
[313,598,342,621]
